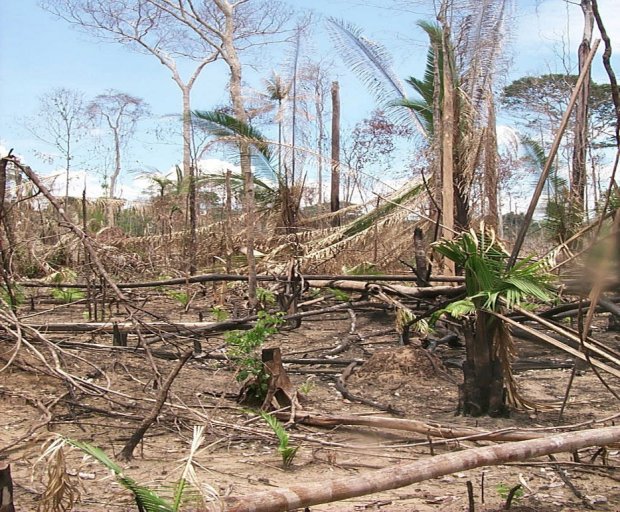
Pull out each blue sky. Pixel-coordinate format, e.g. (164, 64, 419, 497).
(0, 0, 618, 200)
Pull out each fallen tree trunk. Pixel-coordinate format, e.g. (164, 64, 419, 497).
(283, 412, 543, 442)
(18, 274, 465, 290)
(307, 280, 464, 298)
(223, 425, 620, 512)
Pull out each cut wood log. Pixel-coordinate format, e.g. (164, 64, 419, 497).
(282, 412, 544, 442)
(223, 425, 620, 512)
(307, 280, 464, 298)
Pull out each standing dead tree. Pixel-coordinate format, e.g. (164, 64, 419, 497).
(87, 90, 149, 225)
(43, 0, 219, 273)
(24, 87, 86, 210)
(330, 81, 341, 224)
(144, 0, 293, 302)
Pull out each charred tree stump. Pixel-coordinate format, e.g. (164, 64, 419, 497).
(260, 347, 298, 411)
(413, 227, 430, 287)
(112, 322, 128, 347)
(460, 314, 508, 417)
(0, 463, 15, 512)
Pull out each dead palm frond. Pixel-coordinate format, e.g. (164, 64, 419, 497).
(36, 437, 81, 512)
(326, 17, 428, 140)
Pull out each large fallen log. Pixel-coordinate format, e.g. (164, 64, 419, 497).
(223, 425, 620, 512)
(18, 274, 465, 289)
(283, 412, 544, 442)
(307, 279, 464, 298)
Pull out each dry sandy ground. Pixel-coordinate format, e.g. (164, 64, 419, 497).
(1, 292, 619, 511)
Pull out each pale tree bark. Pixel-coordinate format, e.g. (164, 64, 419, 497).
(214, 0, 257, 307)
(87, 90, 148, 226)
(43, 0, 217, 272)
(144, 0, 292, 302)
(316, 73, 326, 207)
(330, 81, 341, 226)
(224, 425, 620, 512)
(572, 0, 594, 213)
(439, 19, 455, 276)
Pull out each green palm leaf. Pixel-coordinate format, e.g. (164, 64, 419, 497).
(193, 110, 278, 182)
(66, 439, 174, 512)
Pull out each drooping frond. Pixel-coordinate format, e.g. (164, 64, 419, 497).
(455, 0, 511, 114)
(326, 17, 427, 140)
(201, 172, 277, 211)
(193, 110, 278, 182)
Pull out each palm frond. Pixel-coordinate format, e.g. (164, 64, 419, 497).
(326, 18, 427, 139)
(343, 183, 424, 237)
(66, 439, 174, 512)
(193, 110, 278, 182)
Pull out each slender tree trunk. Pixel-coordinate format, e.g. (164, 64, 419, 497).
(572, 0, 593, 215)
(182, 87, 198, 275)
(316, 85, 325, 207)
(65, 128, 71, 212)
(484, 96, 499, 230)
(218, 1, 257, 307)
(440, 22, 455, 276)
(110, 128, 121, 200)
(106, 127, 122, 227)
(330, 81, 341, 226)
(225, 169, 233, 274)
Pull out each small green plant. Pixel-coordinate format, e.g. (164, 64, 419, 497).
(328, 287, 350, 302)
(298, 376, 315, 395)
(496, 482, 524, 508)
(256, 287, 276, 307)
(0, 285, 24, 308)
(210, 305, 229, 321)
(166, 290, 192, 308)
(226, 311, 284, 401)
(51, 287, 85, 304)
(259, 411, 298, 468)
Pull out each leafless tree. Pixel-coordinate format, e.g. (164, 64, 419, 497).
(143, 0, 294, 300)
(42, 0, 217, 182)
(25, 87, 86, 209)
(572, 0, 594, 214)
(330, 81, 341, 225)
(87, 90, 149, 202)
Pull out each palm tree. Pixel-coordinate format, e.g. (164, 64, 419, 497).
(264, 72, 290, 184)
(434, 226, 553, 416)
(192, 110, 286, 220)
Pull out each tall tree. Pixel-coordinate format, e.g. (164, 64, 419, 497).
(43, 0, 218, 181)
(26, 87, 86, 209)
(146, 0, 292, 294)
(330, 81, 341, 225)
(572, 0, 594, 213)
(87, 91, 149, 201)
(43, 0, 218, 273)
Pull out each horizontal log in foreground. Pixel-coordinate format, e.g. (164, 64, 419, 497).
(17, 273, 465, 289)
(223, 425, 620, 512)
